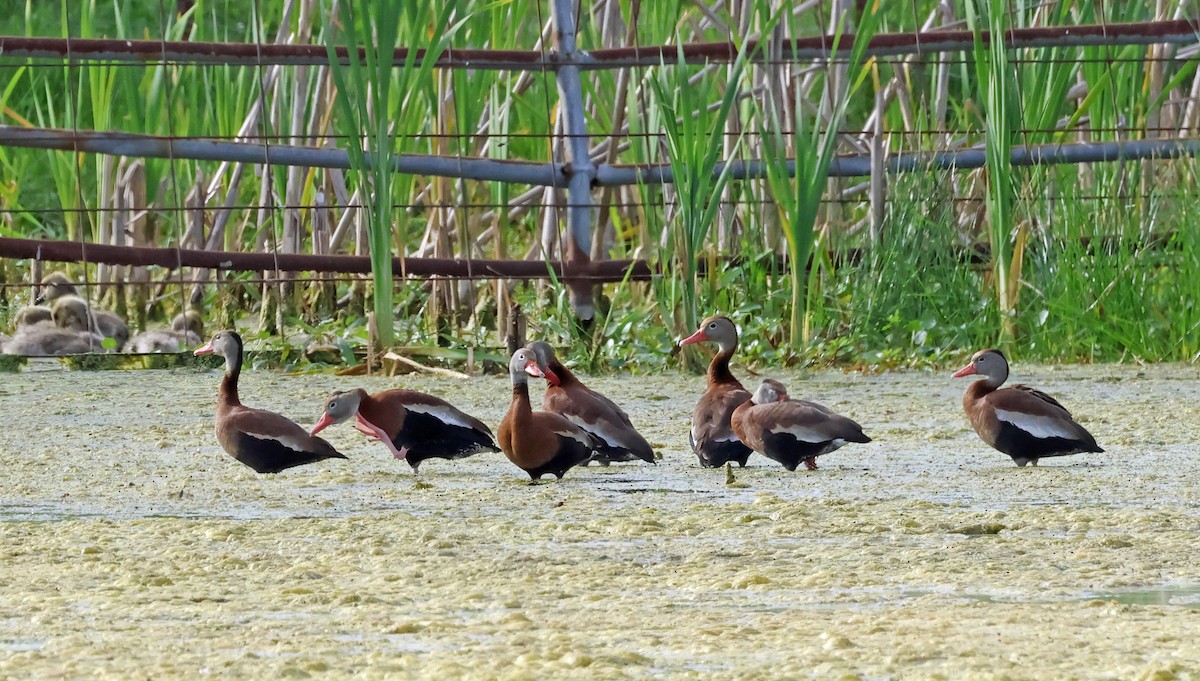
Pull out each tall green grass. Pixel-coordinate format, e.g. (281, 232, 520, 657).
(0, 1, 1196, 368)
(323, 0, 465, 348)
(758, 0, 880, 351)
(648, 42, 750, 365)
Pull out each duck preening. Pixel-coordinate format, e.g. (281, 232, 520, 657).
(732, 379, 871, 471)
(525, 340, 655, 466)
(953, 349, 1103, 467)
(311, 387, 498, 473)
(498, 347, 597, 480)
(679, 315, 753, 468)
(194, 330, 346, 474)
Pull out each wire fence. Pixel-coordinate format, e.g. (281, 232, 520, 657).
(1, 1, 1199, 351)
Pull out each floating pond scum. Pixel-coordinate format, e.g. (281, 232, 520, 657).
(1, 363, 1199, 677)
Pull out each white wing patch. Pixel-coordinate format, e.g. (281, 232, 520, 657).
(994, 409, 1077, 440)
(770, 424, 835, 443)
(552, 427, 593, 447)
(565, 413, 624, 448)
(405, 403, 476, 430)
(243, 430, 310, 452)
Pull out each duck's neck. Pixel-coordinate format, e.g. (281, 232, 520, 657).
(707, 343, 742, 388)
(508, 377, 533, 422)
(963, 378, 998, 407)
(358, 393, 397, 438)
(218, 345, 243, 409)
(549, 359, 577, 387)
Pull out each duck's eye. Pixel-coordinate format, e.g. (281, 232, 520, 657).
(328, 401, 338, 410)
(708, 322, 717, 329)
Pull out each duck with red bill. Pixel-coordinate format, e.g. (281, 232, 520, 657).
(522, 340, 655, 466)
(679, 315, 753, 468)
(194, 330, 346, 474)
(953, 348, 1103, 467)
(311, 387, 497, 473)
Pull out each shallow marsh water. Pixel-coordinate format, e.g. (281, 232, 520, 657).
(1, 362, 1199, 679)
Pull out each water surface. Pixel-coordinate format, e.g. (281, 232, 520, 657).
(1, 363, 1198, 678)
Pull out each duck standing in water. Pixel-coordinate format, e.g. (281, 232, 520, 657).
(195, 330, 346, 473)
(678, 315, 753, 468)
(525, 340, 655, 466)
(732, 379, 871, 471)
(498, 348, 596, 480)
(311, 387, 498, 473)
(953, 349, 1103, 467)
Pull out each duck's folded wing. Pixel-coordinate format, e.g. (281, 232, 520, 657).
(228, 407, 345, 458)
(986, 388, 1091, 442)
(1010, 384, 1072, 415)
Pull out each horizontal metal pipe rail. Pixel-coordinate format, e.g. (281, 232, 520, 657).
(0, 127, 566, 186)
(0, 20, 1195, 69)
(0, 236, 654, 281)
(5, 125, 1200, 186)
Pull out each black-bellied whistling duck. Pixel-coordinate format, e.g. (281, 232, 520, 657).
(953, 349, 1103, 467)
(36, 272, 129, 347)
(127, 311, 204, 353)
(498, 347, 596, 480)
(311, 387, 498, 473)
(732, 379, 871, 471)
(525, 340, 655, 466)
(194, 330, 346, 474)
(678, 315, 753, 468)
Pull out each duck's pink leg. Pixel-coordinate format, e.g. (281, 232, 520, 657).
(353, 414, 407, 460)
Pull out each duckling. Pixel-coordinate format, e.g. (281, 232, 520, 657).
(126, 310, 204, 353)
(13, 305, 52, 329)
(3, 300, 97, 355)
(33, 272, 77, 306)
(3, 326, 100, 355)
(36, 272, 129, 347)
(49, 296, 110, 352)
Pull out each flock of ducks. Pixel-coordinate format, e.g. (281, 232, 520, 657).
(190, 315, 1105, 481)
(1, 273, 203, 355)
(2, 274, 1104, 476)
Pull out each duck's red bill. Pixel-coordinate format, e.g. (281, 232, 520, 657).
(310, 412, 335, 436)
(679, 329, 707, 346)
(193, 341, 215, 356)
(524, 360, 544, 378)
(952, 364, 977, 378)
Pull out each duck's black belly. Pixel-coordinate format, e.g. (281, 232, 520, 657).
(760, 432, 845, 471)
(991, 422, 1099, 466)
(523, 434, 593, 480)
(691, 434, 752, 468)
(393, 411, 498, 470)
(231, 433, 344, 474)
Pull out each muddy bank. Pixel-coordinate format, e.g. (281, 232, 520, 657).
(1, 362, 1199, 678)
